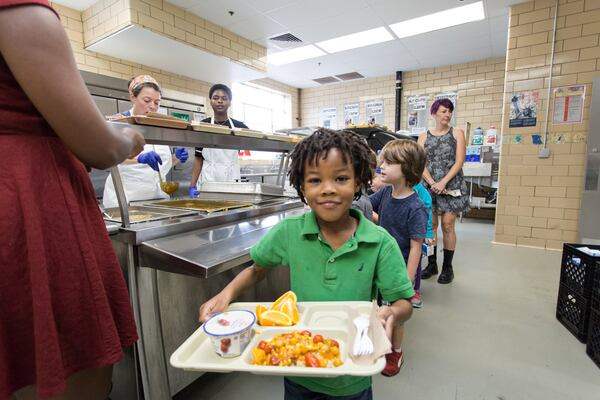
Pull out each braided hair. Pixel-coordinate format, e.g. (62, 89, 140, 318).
(288, 128, 375, 204)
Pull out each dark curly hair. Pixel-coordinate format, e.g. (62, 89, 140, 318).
(288, 128, 375, 204)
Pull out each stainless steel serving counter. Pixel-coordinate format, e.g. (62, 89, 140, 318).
(104, 122, 302, 400)
(109, 202, 303, 399)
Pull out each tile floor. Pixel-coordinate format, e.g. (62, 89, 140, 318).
(175, 220, 600, 400)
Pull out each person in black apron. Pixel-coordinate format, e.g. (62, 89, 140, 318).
(189, 84, 248, 197)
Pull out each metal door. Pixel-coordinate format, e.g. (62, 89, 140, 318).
(579, 77, 600, 244)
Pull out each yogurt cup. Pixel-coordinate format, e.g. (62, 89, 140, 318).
(203, 310, 256, 358)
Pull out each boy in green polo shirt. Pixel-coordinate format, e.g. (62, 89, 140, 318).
(199, 129, 414, 399)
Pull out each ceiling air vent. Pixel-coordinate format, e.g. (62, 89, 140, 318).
(335, 72, 364, 81)
(268, 32, 303, 50)
(313, 76, 341, 85)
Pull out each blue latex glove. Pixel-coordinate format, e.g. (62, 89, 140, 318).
(188, 185, 200, 198)
(175, 147, 189, 163)
(137, 151, 163, 171)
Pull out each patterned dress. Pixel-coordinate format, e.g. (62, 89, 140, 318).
(423, 128, 470, 213)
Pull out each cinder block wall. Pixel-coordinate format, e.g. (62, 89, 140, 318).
(494, 0, 597, 250)
(299, 57, 505, 133)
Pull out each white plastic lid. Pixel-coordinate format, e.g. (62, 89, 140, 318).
(203, 310, 255, 336)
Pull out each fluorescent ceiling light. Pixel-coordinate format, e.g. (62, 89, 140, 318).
(389, 1, 485, 39)
(316, 27, 394, 53)
(267, 45, 326, 65)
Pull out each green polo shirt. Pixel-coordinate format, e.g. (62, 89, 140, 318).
(250, 208, 414, 397)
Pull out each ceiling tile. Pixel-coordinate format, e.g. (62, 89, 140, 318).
(228, 14, 288, 43)
(187, 0, 258, 26)
(54, 0, 519, 89)
(489, 15, 509, 33)
(290, 6, 383, 43)
(265, 0, 368, 29)
(367, 0, 475, 25)
(400, 21, 491, 52)
(245, 0, 297, 13)
(416, 46, 493, 68)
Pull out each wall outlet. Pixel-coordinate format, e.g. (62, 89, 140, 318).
(538, 147, 551, 158)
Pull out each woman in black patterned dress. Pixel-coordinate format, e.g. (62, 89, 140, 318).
(417, 98, 468, 284)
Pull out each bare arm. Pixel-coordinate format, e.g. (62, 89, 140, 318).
(191, 156, 203, 186)
(405, 239, 423, 281)
(198, 264, 268, 322)
(0, 6, 143, 169)
(417, 132, 435, 186)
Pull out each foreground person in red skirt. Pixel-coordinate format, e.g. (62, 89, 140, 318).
(0, 2, 145, 399)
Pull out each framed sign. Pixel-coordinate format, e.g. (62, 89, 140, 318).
(553, 85, 585, 124)
(344, 103, 360, 126)
(320, 107, 337, 129)
(509, 91, 539, 128)
(407, 95, 428, 133)
(366, 100, 384, 125)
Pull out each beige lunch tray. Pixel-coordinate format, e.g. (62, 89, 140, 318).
(263, 133, 293, 142)
(121, 115, 189, 129)
(170, 301, 386, 377)
(233, 128, 267, 139)
(190, 122, 234, 135)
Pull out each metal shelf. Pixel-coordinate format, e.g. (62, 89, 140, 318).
(111, 122, 295, 152)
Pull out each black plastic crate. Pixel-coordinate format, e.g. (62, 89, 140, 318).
(592, 264, 600, 312)
(586, 310, 600, 369)
(556, 283, 591, 343)
(559, 244, 600, 298)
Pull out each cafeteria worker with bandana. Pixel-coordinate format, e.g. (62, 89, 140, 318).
(103, 75, 189, 208)
(188, 84, 248, 197)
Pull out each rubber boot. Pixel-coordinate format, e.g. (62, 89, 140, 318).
(437, 249, 454, 284)
(421, 246, 438, 279)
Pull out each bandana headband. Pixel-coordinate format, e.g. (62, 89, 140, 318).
(128, 75, 160, 96)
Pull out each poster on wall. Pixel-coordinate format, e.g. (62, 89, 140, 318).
(509, 91, 539, 128)
(344, 103, 360, 126)
(366, 100, 384, 125)
(434, 92, 458, 126)
(320, 107, 337, 129)
(552, 85, 585, 124)
(407, 95, 428, 134)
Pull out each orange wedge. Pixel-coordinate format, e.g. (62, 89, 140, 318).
(271, 291, 297, 311)
(279, 299, 300, 324)
(259, 310, 293, 326)
(255, 304, 267, 320)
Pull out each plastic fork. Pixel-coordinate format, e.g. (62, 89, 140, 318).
(352, 316, 374, 356)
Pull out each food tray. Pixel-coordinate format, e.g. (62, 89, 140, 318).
(233, 128, 267, 139)
(200, 182, 284, 197)
(170, 301, 386, 377)
(151, 199, 253, 213)
(120, 116, 189, 129)
(289, 135, 304, 144)
(264, 133, 293, 142)
(102, 206, 195, 223)
(191, 122, 234, 135)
